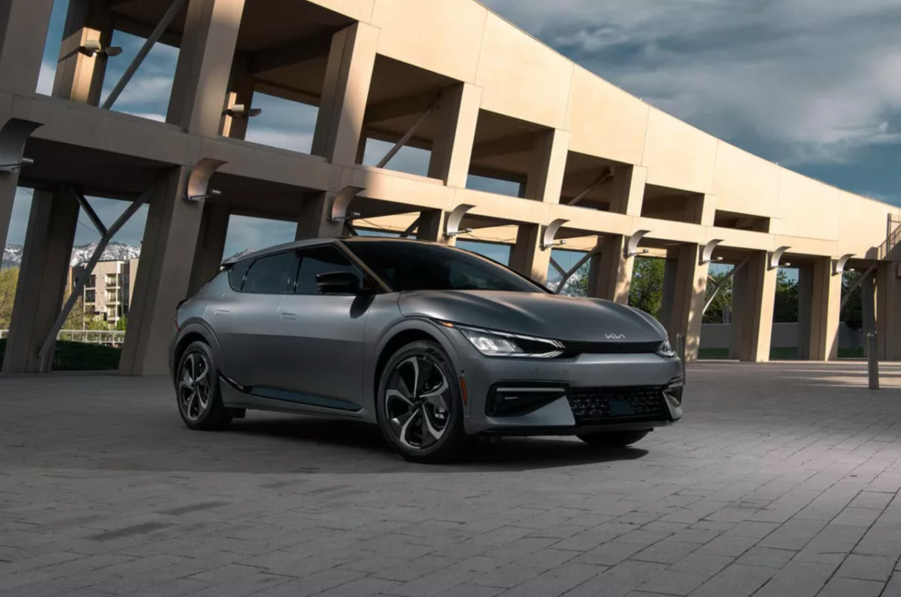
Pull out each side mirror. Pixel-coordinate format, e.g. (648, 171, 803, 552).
(316, 271, 368, 295)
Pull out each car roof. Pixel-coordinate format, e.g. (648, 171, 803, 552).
(221, 237, 438, 265)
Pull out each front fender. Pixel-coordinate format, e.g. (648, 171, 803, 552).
(364, 317, 468, 417)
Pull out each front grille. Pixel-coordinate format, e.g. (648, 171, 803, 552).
(562, 341, 660, 355)
(567, 386, 669, 423)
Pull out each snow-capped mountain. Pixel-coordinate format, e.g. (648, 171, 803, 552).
(2, 242, 142, 269)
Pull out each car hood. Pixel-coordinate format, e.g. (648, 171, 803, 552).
(398, 291, 666, 343)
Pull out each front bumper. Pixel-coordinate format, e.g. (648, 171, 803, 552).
(453, 336, 683, 435)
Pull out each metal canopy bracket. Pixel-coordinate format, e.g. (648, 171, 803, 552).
(624, 230, 651, 258)
(699, 239, 725, 265)
(541, 219, 569, 251)
(554, 240, 604, 294)
(703, 257, 749, 314)
(568, 168, 614, 207)
(400, 216, 421, 239)
(768, 246, 791, 270)
(445, 204, 474, 239)
(329, 186, 366, 222)
(376, 99, 438, 169)
(833, 254, 855, 277)
(185, 158, 227, 202)
(0, 118, 42, 174)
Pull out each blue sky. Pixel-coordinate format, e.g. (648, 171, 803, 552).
(8, 0, 900, 271)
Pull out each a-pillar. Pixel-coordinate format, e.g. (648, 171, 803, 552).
(876, 261, 901, 361)
(658, 244, 709, 361)
(510, 224, 551, 284)
(53, 0, 113, 105)
(219, 52, 254, 140)
(188, 201, 229, 295)
(311, 23, 379, 165)
(0, 0, 54, 95)
(2, 188, 79, 373)
(428, 83, 482, 187)
(120, 168, 205, 375)
(731, 251, 777, 362)
(587, 235, 633, 304)
(167, 0, 246, 136)
(798, 258, 841, 361)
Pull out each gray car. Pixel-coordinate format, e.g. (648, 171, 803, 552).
(170, 238, 684, 463)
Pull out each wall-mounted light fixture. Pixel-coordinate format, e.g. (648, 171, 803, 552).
(79, 40, 123, 57)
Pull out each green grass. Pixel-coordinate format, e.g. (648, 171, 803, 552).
(0, 339, 121, 371)
(699, 346, 868, 361)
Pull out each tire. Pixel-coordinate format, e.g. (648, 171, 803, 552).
(175, 341, 232, 431)
(376, 341, 466, 464)
(577, 430, 650, 448)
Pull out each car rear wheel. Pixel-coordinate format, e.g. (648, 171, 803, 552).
(176, 341, 232, 431)
(577, 430, 649, 448)
(377, 341, 465, 464)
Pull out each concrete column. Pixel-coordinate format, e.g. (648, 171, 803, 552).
(797, 265, 813, 360)
(587, 235, 633, 304)
(415, 209, 445, 243)
(509, 224, 551, 284)
(188, 201, 229, 295)
(732, 251, 777, 362)
(53, 0, 113, 104)
(607, 165, 647, 216)
(2, 188, 79, 373)
(428, 83, 482, 187)
(167, 0, 246, 136)
(876, 262, 901, 361)
(120, 168, 204, 376)
(311, 23, 379, 165)
(295, 192, 343, 241)
(523, 129, 569, 204)
(219, 52, 254, 140)
(807, 257, 841, 361)
(0, 0, 54, 95)
(659, 244, 708, 361)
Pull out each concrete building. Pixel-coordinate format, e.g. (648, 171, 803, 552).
(0, 0, 899, 375)
(68, 258, 139, 326)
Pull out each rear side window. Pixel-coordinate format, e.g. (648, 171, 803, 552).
(242, 252, 297, 294)
(228, 260, 252, 291)
(295, 245, 360, 295)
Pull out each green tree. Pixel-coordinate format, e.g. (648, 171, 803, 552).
(773, 270, 798, 323)
(704, 270, 733, 324)
(629, 257, 665, 318)
(0, 267, 19, 329)
(841, 271, 863, 330)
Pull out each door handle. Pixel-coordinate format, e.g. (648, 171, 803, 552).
(215, 309, 229, 317)
(280, 312, 297, 320)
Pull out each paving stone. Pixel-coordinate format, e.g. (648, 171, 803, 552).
(735, 547, 795, 568)
(835, 554, 896, 581)
(749, 560, 838, 597)
(631, 541, 700, 565)
(685, 563, 777, 597)
(816, 577, 884, 597)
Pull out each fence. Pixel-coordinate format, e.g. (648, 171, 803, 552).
(0, 330, 125, 347)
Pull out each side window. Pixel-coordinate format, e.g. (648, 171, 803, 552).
(295, 245, 361, 295)
(227, 260, 252, 291)
(242, 252, 298, 294)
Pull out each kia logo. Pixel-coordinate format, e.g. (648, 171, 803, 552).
(605, 333, 626, 340)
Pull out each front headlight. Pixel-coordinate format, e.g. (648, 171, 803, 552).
(657, 338, 677, 358)
(454, 324, 564, 358)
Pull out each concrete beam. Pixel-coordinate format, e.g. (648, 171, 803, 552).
(247, 33, 333, 76)
(428, 83, 481, 187)
(587, 235, 633, 305)
(509, 224, 551, 284)
(524, 129, 569, 204)
(807, 256, 841, 361)
(731, 251, 777, 362)
(364, 91, 438, 125)
(189, 201, 229, 294)
(876, 262, 901, 361)
(53, 0, 114, 105)
(471, 133, 535, 161)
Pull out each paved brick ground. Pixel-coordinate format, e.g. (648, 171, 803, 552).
(1, 362, 901, 596)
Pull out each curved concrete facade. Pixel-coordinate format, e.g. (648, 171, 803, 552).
(0, 0, 899, 375)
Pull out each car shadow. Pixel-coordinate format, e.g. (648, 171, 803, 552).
(228, 415, 649, 473)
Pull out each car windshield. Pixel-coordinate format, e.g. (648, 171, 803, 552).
(344, 240, 545, 293)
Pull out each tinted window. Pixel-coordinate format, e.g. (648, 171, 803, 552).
(242, 252, 297, 294)
(295, 245, 361, 295)
(228, 259, 252, 291)
(345, 241, 543, 293)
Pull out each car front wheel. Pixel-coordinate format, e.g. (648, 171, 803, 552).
(377, 341, 465, 464)
(176, 341, 232, 431)
(577, 430, 649, 448)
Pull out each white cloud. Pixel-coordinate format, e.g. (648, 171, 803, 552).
(483, 0, 901, 165)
